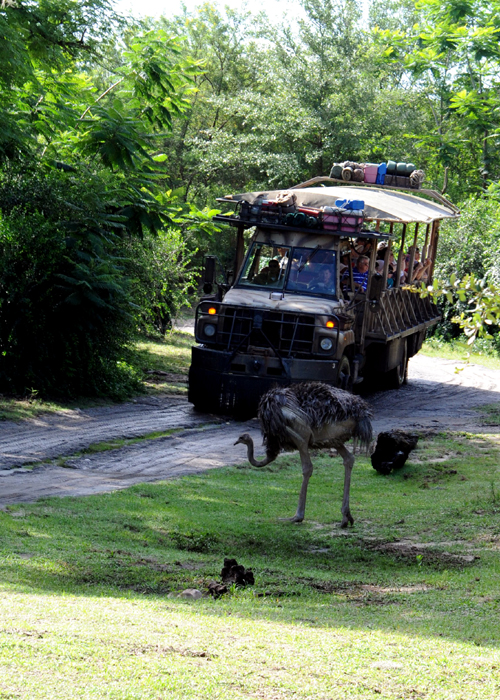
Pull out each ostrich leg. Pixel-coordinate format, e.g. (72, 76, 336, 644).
(282, 426, 313, 523)
(336, 444, 355, 528)
(290, 444, 315, 522)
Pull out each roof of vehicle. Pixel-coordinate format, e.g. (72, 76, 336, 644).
(220, 183, 459, 224)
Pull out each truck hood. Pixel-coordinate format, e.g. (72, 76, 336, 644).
(222, 288, 345, 315)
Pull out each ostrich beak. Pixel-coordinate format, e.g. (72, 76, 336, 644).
(234, 438, 241, 446)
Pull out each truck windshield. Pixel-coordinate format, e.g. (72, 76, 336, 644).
(286, 247, 337, 297)
(238, 243, 290, 289)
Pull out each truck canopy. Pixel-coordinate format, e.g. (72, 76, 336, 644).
(220, 184, 459, 225)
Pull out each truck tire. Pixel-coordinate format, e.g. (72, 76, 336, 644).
(386, 339, 408, 390)
(190, 391, 213, 414)
(188, 375, 216, 414)
(337, 355, 352, 391)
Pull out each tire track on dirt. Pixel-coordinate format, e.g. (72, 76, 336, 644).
(0, 395, 216, 469)
(0, 422, 258, 507)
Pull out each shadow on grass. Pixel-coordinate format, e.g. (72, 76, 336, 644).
(2, 433, 500, 647)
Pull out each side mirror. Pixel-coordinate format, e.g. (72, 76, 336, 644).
(203, 255, 217, 294)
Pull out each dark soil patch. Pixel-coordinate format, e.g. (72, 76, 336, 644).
(364, 539, 479, 568)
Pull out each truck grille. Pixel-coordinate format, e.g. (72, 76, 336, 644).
(218, 306, 315, 356)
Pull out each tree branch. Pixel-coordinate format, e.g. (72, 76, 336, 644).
(79, 77, 126, 120)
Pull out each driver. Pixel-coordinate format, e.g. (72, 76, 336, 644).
(308, 265, 336, 293)
(253, 259, 281, 285)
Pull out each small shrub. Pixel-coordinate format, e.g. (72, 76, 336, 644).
(170, 529, 219, 553)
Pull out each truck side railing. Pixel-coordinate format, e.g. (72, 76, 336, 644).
(365, 287, 440, 341)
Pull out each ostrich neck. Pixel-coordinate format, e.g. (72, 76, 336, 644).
(246, 439, 273, 467)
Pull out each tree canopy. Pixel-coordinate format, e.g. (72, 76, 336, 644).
(2, 0, 500, 397)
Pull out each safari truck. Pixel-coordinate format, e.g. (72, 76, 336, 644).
(188, 178, 459, 417)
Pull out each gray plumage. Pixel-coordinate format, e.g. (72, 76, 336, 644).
(259, 382, 372, 455)
(235, 382, 373, 527)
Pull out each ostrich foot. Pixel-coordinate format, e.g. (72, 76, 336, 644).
(340, 514, 354, 528)
(279, 515, 304, 523)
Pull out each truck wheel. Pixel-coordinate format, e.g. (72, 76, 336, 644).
(189, 382, 215, 414)
(386, 340, 408, 390)
(190, 394, 212, 413)
(337, 355, 352, 392)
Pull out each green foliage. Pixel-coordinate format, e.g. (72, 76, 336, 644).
(0, 4, 212, 398)
(0, 169, 138, 397)
(0, 0, 119, 160)
(437, 195, 500, 281)
(421, 272, 500, 344)
(3, 0, 500, 398)
(125, 227, 198, 335)
(419, 192, 500, 341)
(372, 0, 500, 194)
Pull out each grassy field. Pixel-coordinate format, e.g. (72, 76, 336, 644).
(2, 431, 500, 698)
(422, 337, 500, 371)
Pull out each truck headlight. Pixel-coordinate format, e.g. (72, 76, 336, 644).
(320, 337, 333, 351)
(203, 323, 216, 338)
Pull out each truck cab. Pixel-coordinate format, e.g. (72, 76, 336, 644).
(188, 181, 459, 417)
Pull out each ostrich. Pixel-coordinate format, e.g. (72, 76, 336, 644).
(234, 382, 373, 527)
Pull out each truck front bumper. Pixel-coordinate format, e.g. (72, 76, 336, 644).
(188, 345, 340, 417)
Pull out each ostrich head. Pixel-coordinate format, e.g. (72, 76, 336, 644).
(234, 433, 253, 447)
(234, 432, 276, 468)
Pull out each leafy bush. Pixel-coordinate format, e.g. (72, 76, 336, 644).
(431, 195, 500, 339)
(0, 169, 139, 398)
(125, 227, 199, 335)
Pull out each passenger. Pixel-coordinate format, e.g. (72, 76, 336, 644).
(275, 247, 289, 269)
(352, 238, 371, 258)
(352, 255, 370, 292)
(385, 250, 406, 286)
(404, 246, 432, 284)
(342, 255, 369, 292)
(412, 256, 432, 283)
(377, 242, 388, 258)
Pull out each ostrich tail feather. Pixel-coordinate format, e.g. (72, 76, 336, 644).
(258, 386, 301, 454)
(355, 416, 373, 453)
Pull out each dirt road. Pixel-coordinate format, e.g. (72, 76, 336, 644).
(1, 354, 499, 508)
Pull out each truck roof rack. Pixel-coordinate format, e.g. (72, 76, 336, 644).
(217, 181, 459, 225)
(212, 214, 391, 240)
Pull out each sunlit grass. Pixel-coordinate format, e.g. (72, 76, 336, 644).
(0, 393, 119, 422)
(1, 432, 500, 698)
(134, 331, 193, 375)
(422, 337, 500, 370)
(133, 331, 194, 395)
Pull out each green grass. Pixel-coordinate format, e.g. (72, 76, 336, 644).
(422, 337, 500, 370)
(0, 392, 130, 422)
(133, 331, 193, 395)
(476, 404, 500, 426)
(2, 432, 500, 698)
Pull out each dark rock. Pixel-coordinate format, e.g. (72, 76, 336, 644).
(371, 430, 419, 475)
(207, 581, 228, 598)
(221, 557, 255, 586)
